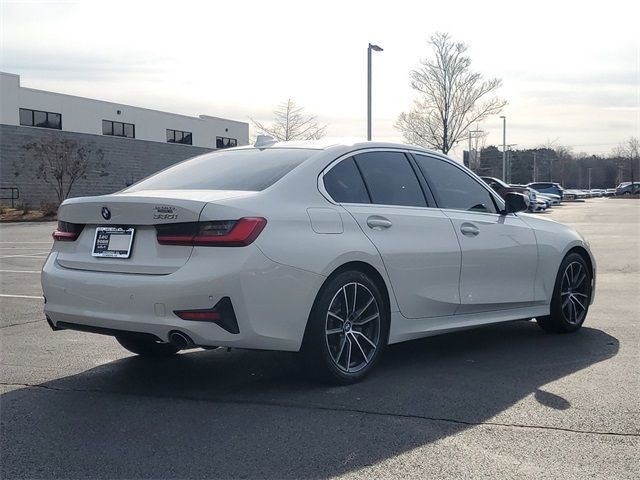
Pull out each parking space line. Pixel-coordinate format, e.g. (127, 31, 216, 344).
(0, 294, 44, 299)
(0, 247, 52, 250)
(0, 254, 49, 259)
(0, 242, 52, 244)
(0, 270, 41, 273)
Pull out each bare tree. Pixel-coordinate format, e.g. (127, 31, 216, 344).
(250, 98, 327, 141)
(22, 135, 107, 204)
(396, 33, 507, 153)
(612, 137, 639, 187)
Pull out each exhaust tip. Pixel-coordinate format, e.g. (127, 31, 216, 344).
(169, 331, 194, 350)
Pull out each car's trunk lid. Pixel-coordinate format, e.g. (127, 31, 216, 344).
(54, 190, 256, 274)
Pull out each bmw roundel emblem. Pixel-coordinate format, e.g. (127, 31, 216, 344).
(101, 207, 111, 220)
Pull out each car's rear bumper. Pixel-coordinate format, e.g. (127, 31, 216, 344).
(42, 245, 325, 351)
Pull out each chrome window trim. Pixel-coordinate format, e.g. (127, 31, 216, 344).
(318, 147, 435, 210)
(318, 147, 506, 214)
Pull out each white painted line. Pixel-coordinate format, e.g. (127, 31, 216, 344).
(0, 270, 41, 274)
(0, 242, 52, 244)
(0, 294, 44, 299)
(0, 247, 52, 250)
(0, 254, 49, 259)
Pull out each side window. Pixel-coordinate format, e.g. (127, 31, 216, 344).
(323, 157, 370, 204)
(414, 154, 498, 213)
(354, 152, 427, 207)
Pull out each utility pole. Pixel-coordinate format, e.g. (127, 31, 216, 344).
(504, 144, 517, 184)
(467, 129, 483, 172)
(533, 152, 537, 183)
(588, 167, 592, 190)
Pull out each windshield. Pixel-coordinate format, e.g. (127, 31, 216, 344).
(124, 148, 317, 192)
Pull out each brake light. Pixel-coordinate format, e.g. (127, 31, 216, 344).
(156, 217, 267, 247)
(52, 221, 84, 241)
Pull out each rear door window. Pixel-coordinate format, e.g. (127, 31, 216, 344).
(354, 152, 427, 207)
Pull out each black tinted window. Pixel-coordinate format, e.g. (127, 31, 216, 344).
(354, 152, 427, 207)
(415, 154, 497, 213)
(34, 111, 47, 127)
(124, 148, 316, 192)
(19, 108, 33, 126)
(324, 157, 370, 204)
(48, 113, 61, 129)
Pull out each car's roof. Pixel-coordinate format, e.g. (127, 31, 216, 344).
(236, 138, 447, 157)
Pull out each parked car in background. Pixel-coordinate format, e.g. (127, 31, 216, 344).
(605, 188, 616, 196)
(512, 184, 552, 210)
(615, 182, 640, 195)
(564, 189, 588, 200)
(589, 189, 605, 197)
(535, 191, 561, 206)
(481, 177, 536, 210)
(528, 182, 564, 199)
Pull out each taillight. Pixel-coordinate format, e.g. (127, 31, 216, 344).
(156, 217, 267, 247)
(52, 221, 84, 241)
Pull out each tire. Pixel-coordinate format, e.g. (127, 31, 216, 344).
(116, 334, 180, 357)
(302, 270, 389, 384)
(537, 252, 592, 333)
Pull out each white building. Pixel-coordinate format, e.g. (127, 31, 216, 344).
(0, 71, 249, 149)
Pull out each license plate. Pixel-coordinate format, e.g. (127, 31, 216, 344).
(92, 227, 135, 258)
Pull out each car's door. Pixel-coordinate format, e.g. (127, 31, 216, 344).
(413, 153, 538, 315)
(321, 150, 461, 318)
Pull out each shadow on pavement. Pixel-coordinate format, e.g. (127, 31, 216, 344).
(1, 321, 619, 479)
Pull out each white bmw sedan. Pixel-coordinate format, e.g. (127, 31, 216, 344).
(42, 139, 596, 383)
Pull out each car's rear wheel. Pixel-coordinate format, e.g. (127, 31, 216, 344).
(303, 270, 388, 384)
(116, 334, 180, 357)
(537, 252, 592, 333)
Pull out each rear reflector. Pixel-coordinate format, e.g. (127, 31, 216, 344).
(157, 217, 266, 247)
(174, 297, 239, 334)
(52, 221, 84, 241)
(175, 311, 221, 322)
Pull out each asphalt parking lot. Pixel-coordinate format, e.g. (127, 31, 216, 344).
(1, 198, 638, 479)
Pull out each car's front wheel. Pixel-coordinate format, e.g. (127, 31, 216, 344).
(303, 270, 388, 384)
(116, 334, 180, 357)
(537, 252, 592, 333)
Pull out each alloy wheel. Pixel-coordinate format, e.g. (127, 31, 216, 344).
(325, 282, 381, 373)
(560, 261, 590, 324)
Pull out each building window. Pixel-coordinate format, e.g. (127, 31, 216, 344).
(103, 120, 135, 138)
(167, 129, 193, 145)
(216, 136, 237, 149)
(19, 108, 62, 130)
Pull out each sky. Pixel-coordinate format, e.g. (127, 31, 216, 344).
(1, 0, 638, 160)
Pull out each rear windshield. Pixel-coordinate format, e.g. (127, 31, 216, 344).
(123, 148, 316, 192)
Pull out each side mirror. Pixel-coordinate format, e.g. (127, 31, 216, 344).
(503, 192, 529, 214)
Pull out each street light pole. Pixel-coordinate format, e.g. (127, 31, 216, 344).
(500, 116, 506, 181)
(533, 152, 537, 183)
(588, 167, 592, 190)
(367, 43, 383, 141)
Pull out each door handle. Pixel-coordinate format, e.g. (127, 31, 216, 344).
(460, 223, 480, 237)
(366, 216, 392, 230)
